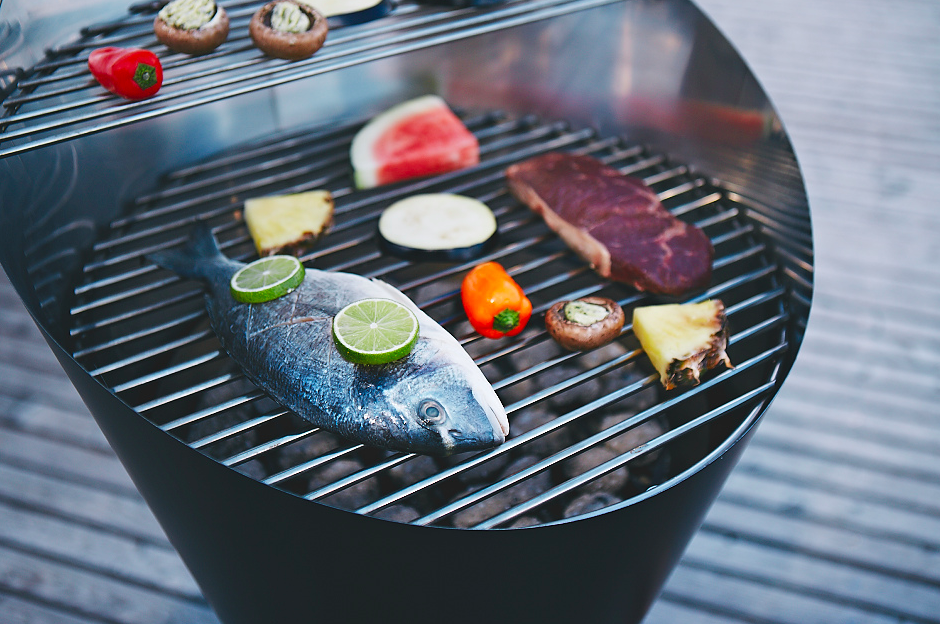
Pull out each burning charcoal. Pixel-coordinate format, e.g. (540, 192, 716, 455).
(577, 341, 629, 370)
(508, 337, 567, 371)
(497, 339, 567, 405)
(309, 458, 380, 510)
(563, 491, 623, 519)
(387, 454, 439, 487)
(561, 446, 629, 495)
(538, 364, 606, 413)
(451, 455, 552, 529)
(372, 505, 422, 523)
(442, 450, 510, 484)
(509, 406, 573, 456)
(273, 430, 345, 472)
(601, 415, 665, 465)
(577, 343, 660, 406)
(188, 378, 261, 460)
(508, 515, 542, 528)
(233, 459, 267, 480)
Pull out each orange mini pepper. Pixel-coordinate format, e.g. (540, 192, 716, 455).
(461, 261, 532, 339)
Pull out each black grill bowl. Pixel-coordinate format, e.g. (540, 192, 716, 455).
(0, 0, 812, 622)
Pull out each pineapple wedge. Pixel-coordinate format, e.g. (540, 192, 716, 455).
(633, 299, 732, 390)
(244, 190, 334, 256)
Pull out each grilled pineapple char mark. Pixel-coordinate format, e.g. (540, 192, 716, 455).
(632, 300, 732, 390)
(244, 190, 334, 256)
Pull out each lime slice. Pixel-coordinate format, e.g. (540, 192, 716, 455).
(332, 298, 420, 365)
(230, 255, 305, 303)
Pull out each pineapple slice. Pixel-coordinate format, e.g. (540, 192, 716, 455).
(244, 189, 334, 256)
(633, 299, 732, 390)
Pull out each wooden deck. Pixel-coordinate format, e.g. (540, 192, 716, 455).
(2, 0, 939, 622)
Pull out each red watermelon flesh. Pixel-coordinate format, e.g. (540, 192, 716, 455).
(351, 95, 480, 189)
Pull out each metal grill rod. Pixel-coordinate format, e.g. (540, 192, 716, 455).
(476, 380, 778, 529)
(96, 119, 584, 254)
(99, 259, 781, 478)
(353, 340, 784, 520)
(73, 203, 757, 403)
(0, 0, 619, 157)
(80, 216, 758, 405)
(336, 298, 788, 513)
(72, 152, 694, 325)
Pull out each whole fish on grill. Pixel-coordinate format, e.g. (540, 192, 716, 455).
(149, 224, 508, 456)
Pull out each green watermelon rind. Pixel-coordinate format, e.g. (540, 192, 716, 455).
(350, 95, 470, 190)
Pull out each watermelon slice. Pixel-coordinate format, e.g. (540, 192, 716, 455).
(350, 95, 480, 189)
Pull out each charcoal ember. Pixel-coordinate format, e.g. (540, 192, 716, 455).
(372, 505, 421, 523)
(188, 378, 261, 459)
(561, 446, 629, 495)
(498, 339, 567, 405)
(441, 450, 510, 484)
(309, 458, 380, 510)
(508, 515, 542, 528)
(577, 341, 630, 370)
(233, 459, 267, 480)
(451, 455, 552, 529)
(601, 415, 665, 465)
(563, 491, 623, 519)
(509, 406, 573, 456)
(273, 430, 345, 472)
(508, 336, 567, 371)
(537, 364, 606, 413)
(387, 454, 439, 487)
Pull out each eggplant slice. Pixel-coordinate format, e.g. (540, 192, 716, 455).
(378, 193, 498, 262)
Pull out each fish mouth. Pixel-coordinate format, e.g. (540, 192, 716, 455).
(441, 424, 505, 455)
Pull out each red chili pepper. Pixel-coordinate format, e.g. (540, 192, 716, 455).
(88, 47, 163, 100)
(461, 261, 533, 340)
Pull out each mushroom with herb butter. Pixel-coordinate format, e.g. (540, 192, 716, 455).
(154, 0, 229, 55)
(544, 296, 625, 351)
(249, 1, 329, 60)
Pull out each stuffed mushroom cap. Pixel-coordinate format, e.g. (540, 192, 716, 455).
(545, 296, 625, 351)
(154, 0, 229, 55)
(249, 1, 329, 60)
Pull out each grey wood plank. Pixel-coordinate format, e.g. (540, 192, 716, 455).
(771, 360, 938, 421)
(0, 332, 65, 373)
(739, 444, 940, 517)
(0, 594, 98, 624)
(0, 546, 218, 624)
(0, 503, 201, 599)
(0, 428, 138, 495)
(644, 597, 754, 624)
(0, 463, 167, 545)
(777, 373, 938, 426)
(0, 400, 112, 454)
(682, 531, 940, 622)
(752, 416, 940, 483)
(0, 360, 89, 414)
(720, 469, 940, 548)
(657, 564, 901, 624)
(768, 396, 940, 455)
(700, 499, 940, 586)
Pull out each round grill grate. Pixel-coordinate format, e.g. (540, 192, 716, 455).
(68, 108, 789, 528)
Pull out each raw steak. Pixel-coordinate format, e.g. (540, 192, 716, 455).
(505, 152, 713, 295)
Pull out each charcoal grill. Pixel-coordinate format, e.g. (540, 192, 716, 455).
(0, 0, 813, 622)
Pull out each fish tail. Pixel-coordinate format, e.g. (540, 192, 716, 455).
(148, 222, 236, 282)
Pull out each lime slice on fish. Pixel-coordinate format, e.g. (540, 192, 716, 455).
(230, 256, 305, 303)
(333, 298, 419, 365)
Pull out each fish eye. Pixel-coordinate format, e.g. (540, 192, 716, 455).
(418, 399, 447, 425)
